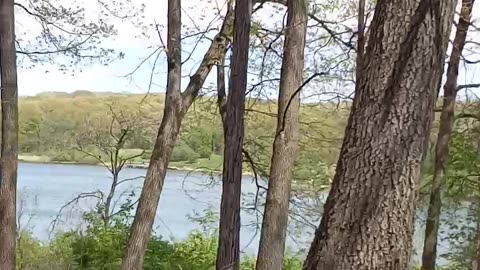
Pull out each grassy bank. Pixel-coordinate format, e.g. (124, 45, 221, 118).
(18, 153, 225, 174)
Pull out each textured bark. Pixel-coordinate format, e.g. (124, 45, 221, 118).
(217, 34, 228, 129)
(476, 205, 480, 270)
(121, 1, 182, 267)
(121, 2, 234, 269)
(421, 1, 475, 269)
(355, 0, 365, 82)
(0, 0, 19, 269)
(255, 0, 307, 269)
(303, 0, 455, 269)
(103, 171, 119, 227)
(215, 1, 252, 269)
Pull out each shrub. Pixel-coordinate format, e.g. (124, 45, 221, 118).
(16, 205, 305, 270)
(171, 141, 200, 162)
(183, 126, 214, 159)
(16, 231, 74, 270)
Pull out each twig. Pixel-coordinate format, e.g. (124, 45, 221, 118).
(458, 83, 480, 91)
(48, 190, 103, 236)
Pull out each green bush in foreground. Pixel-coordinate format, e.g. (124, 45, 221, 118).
(16, 206, 302, 270)
(16, 205, 462, 270)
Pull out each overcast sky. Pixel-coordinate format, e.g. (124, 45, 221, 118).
(15, 0, 221, 96)
(14, 0, 480, 97)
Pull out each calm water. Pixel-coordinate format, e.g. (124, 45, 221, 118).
(17, 162, 456, 264)
(17, 162, 286, 254)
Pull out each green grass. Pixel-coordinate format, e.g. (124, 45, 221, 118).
(18, 152, 225, 173)
(18, 155, 51, 163)
(170, 154, 223, 172)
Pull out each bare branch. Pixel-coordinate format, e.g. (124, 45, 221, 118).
(48, 190, 103, 236)
(456, 112, 480, 121)
(116, 176, 145, 188)
(458, 83, 480, 91)
(122, 47, 162, 78)
(181, 5, 235, 108)
(277, 71, 329, 138)
(74, 146, 112, 172)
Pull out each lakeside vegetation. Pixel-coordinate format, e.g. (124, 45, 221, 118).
(18, 91, 348, 177)
(1, 0, 478, 266)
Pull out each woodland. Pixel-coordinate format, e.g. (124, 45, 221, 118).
(1, 0, 480, 269)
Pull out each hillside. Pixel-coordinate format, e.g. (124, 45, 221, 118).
(18, 91, 349, 184)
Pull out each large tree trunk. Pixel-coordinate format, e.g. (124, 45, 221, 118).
(421, 1, 476, 269)
(0, 0, 19, 269)
(215, 0, 252, 269)
(303, 0, 455, 269)
(255, 0, 307, 269)
(121, 1, 234, 269)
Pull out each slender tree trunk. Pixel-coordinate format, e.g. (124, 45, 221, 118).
(103, 171, 119, 227)
(475, 200, 480, 270)
(355, 0, 365, 82)
(255, 0, 307, 269)
(0, 0, 19, 269)
(303, 0, 455, 269)
(121, 0, 182, 268)
(215, 1, 252, 269)
(421, 1, 475, 269)
(121, 3, 234, 269)
(217, 48, 227, 127)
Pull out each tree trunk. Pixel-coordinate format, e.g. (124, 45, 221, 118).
(355, 0, 365, 82)
(476, 200, 480, 270)
(215, 1, 252, 269)
(421, 1, 475, 269)
(121, 0, 182, 268)
(303, 0, 455, 269)
(103, 171, 119, 227)
(121, 3, 234, 269)
(255, 0, 307, 269)
(0, 0, 19, 269)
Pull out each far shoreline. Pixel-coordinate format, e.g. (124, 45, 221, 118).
(18, 155, 255, 177)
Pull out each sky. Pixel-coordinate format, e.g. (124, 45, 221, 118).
(13, 0, 480, 98)
(15, 0, 223, 96)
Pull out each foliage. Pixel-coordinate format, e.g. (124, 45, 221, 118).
(15, 203, 304, 270)
(15, 0, 145, 71)
(183, 126, 218, 158)
(414, 115, 480, 270)
(16, 232, 72, 270)
(18, 92, 346, 183)
(171, 140, 201, 163)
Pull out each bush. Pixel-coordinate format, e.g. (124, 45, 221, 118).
(171, 141, 200, 163)
(16, 231, 74, 270)
(16, 205, 305, 270)
(17, 228, 303, 270)
(183, 126, 214, 159)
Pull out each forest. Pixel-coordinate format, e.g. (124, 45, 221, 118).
(1, 0, 480, 269)
(17, 91, 347, 174)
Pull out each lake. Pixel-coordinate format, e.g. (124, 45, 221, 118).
(17, 162, 278, 254)
(17, 162, 456, 265)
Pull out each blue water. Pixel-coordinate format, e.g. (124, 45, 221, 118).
(17, 162, 458, 264)
(16, 162, 276, 254)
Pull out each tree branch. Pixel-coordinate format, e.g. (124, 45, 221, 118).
(457, 83, 480, 91)
(181, 4, 235, 108)
(48, 190, 103, 236)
